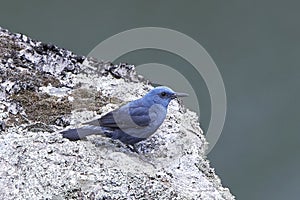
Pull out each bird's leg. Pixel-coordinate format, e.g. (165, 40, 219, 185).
(127, 144, 139, 153)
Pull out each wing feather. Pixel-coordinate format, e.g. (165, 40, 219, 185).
(84, 100, 151, 128)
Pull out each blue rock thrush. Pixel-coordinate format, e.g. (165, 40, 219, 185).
(61, 86, 188, 145)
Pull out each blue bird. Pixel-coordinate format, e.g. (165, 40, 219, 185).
(61, 86, 188, 145)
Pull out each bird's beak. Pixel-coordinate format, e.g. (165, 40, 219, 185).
(172, 92, 189, 99)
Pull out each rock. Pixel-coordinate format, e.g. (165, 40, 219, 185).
(0, 26, 235, 199)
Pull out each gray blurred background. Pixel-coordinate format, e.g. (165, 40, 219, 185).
(1, 1, 299, 199)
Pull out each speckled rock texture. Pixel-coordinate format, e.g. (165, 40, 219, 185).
(0, 27, 235, 200)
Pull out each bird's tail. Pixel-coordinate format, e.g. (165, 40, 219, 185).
(60, 125, 106, 141)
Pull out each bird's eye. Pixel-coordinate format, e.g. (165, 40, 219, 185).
(160, 92, 167, 97)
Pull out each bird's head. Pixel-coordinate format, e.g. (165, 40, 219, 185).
(144, 86, 188, 108)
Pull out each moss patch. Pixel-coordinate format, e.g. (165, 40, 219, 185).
(71, 88, 111, 114)
(11, 90, 72, 125)
(0, 35, 23, 59)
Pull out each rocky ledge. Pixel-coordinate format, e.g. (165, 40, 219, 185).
(0, 27, 235, 199)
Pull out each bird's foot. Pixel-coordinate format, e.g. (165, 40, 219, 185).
(126, 144, 139, 153)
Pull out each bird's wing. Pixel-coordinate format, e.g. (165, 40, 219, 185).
(85, 112, 118, 128)
(84, 100, 151, 129)
(128, 104, 151, 127)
